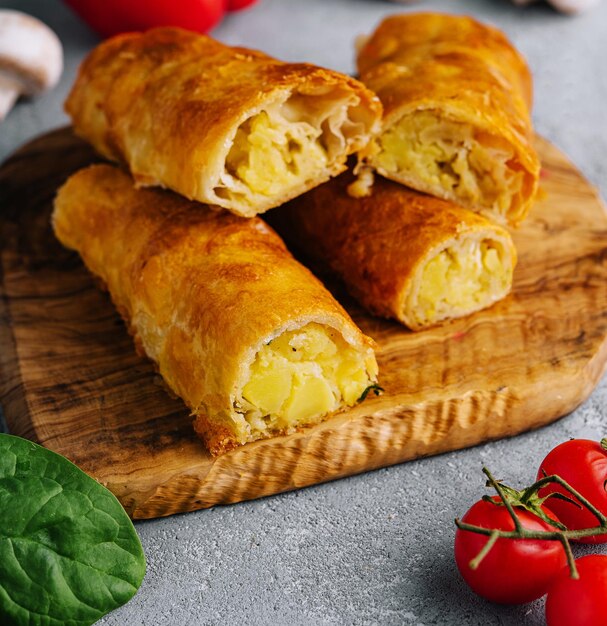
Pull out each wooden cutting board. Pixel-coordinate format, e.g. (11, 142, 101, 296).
(1, 128, 607, 519)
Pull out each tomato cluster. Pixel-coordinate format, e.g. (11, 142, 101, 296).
(62, 0, 259, 39)
(454, 438, 607, 626)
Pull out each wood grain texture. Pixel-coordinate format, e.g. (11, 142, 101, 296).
(1, 127, 607, 519)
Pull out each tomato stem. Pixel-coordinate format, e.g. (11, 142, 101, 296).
(483, 468, 524, 533)
(455, 467, 607, 578)
(601, 438, 607, 453)
(558, 534, 579, 580)
(532, 474, 607, 529)
(455, 519, 607, 541)
(468, 530, 500, 570)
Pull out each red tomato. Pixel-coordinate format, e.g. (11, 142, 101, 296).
(63, 0, 227, 38)
(546, 555, 607, 626)
(538, 439, 607, 544)
(227, 0, 259, 10)
(455, 496, 567, 604)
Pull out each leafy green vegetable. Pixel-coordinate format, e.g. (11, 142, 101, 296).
(0, 434, 146, 625)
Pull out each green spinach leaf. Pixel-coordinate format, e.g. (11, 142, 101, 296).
(0, 434, 146, 625)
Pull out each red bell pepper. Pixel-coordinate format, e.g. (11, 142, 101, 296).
(63, 0, 258, 39)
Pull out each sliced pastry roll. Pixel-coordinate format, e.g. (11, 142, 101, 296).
(52, 165, 378, 456)
(268, 173, 517, 330)
(65, 27, 382, 218)
(356, 13, 540, 225)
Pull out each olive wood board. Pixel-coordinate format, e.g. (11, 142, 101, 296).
(1, 128, 607, 519)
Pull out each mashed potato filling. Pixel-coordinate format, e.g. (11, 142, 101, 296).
(227, 110, 328, 197)
(374, 111, 524, 219)
(237, 323, 377, 437)
(216, 90, 369, 207)
(410, 239, 511, 327)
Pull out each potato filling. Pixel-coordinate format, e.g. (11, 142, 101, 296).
(374, 112, 524, 218)
(227, 110, 328, 197)
(238, 323, 377, 436)
(412, 239, 511, 326)
(216, 90, 370, 208)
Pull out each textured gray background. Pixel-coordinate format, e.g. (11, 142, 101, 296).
(1, 0, 606, 624)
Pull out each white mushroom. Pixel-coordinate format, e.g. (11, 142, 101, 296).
(549, 0, 601, 12)
(511, 0, 601, 13)
(0, 10, 63, 121)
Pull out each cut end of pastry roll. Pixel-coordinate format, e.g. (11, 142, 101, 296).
(368, 110, 537, 225)
(52, 164, 378, 458)
(65, 28, 383, 218)
(196, 322, 378, 455)
(405, 232, 515, 329)
(356, 13, 540, 225)
(268, 172, 516, 332)
(212, 86, 380, 216)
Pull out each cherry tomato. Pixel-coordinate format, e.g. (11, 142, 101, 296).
(546, 555, 607, 626)
(455, 496, 567, 604)
(537, 439, 607, 544)
(63, 0, 228, 38)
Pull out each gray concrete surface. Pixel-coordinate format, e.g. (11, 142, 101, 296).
(1, 0, 606, 624)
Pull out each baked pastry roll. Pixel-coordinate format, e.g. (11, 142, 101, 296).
(356, 13, 540, 225)
(268, 173, 517, 330)
(52, 165, 378, 456)
(65, 27, 382, 218)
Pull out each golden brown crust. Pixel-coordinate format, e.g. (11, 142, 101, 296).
(52, 164, 376, 455)
(267, 172, 516, 329)
(193, 414, 240, 457)
(357, 13, 540, 224)
(65, 28, 382, 217)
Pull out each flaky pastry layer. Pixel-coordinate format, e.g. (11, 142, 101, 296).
(356, 13, 540, 225)
(65, 28, 382, 217)
(268, 173, 516, 330)
(52, 165, 378, 456)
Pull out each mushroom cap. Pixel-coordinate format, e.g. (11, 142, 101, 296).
(0, 9, 63, 95)
(512, 0, 601, 11)
(550, 0, 601, 12)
